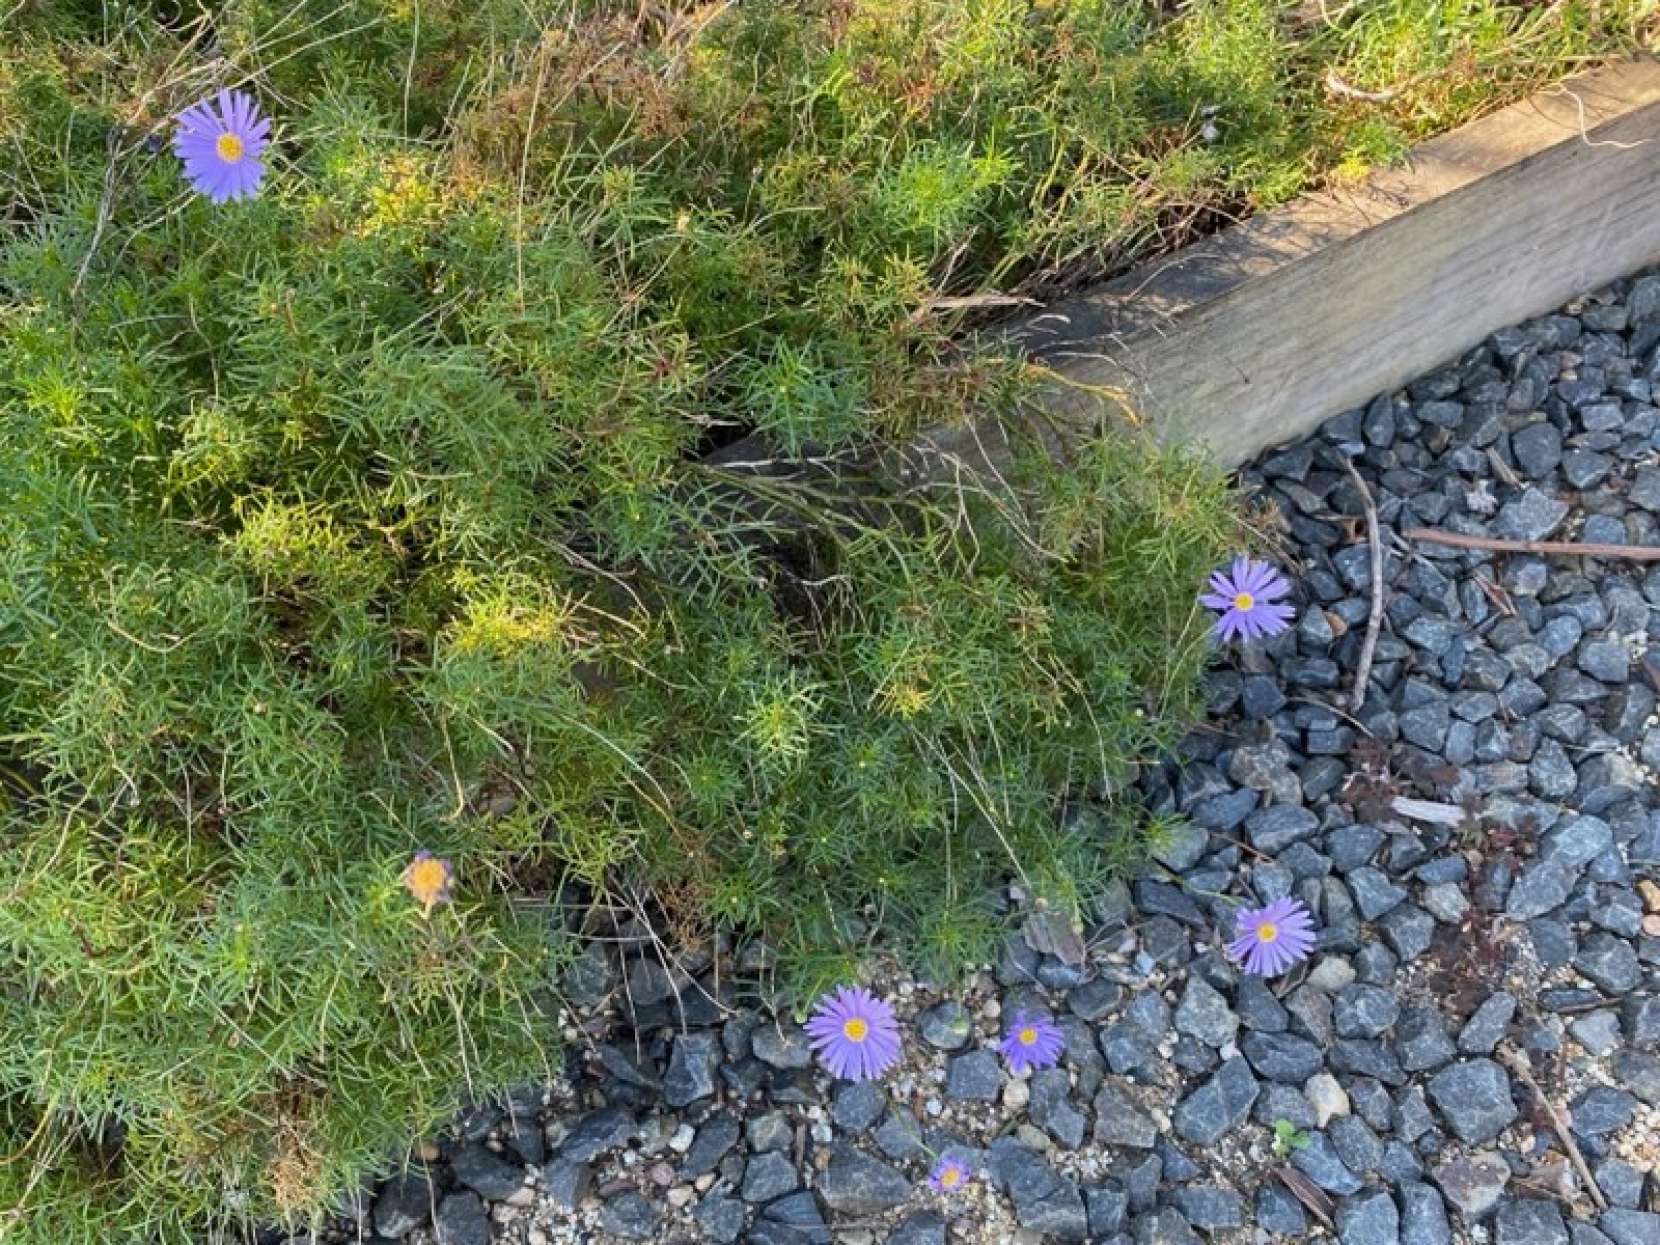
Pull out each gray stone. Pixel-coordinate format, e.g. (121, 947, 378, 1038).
(763, 1191, 828, 1241)
(1496, 488, 1570, 541)
(1624, 995, 1660, 1049)
(1170, 1185, 1243, 1229)
(742, 1152, 800, 1203)
(1242, 1032, 1325, 1082)
(1571, 1010, 1623, 1056)
(597, 1192, 657, 1241)
(1576, 932, 1640, 994)
(1512, 422, 1563, 478)
(1175, 975, 1238, 1049)
(917, 1000, 972, 1050)
(1631, 467, 1660, 511)
(1496, 1199, 1570, 1245)
(1461, 993, 1518, 1054)
(1397, 1004, 1457, 1071)
(1348, 867, 1410, 920)
(819, 1146, 909, 1215)
(1246, 804, 1320, 854)
(1256, 1183, 1308, 1236)
(663, 1031, 721, 1107)
(1570, 1084, 1637, 1135)
(695, 1194, 747, 1245)
(1599, 1210, 1660, 1245)
(1433, 1153, 1510, 1218)
(1290, 1131, 1364, 1195)
(1506, 860, 1577, 919)
(1173, 1057, 1258, 1145)
(1378, 904, 1436, 961)
(540, 1158, 591, 1211)
(1328, 1115, 1384, 1175)
(1427, 1060, 1517, 1145)
(1131, 1207, 1201, 1245)
(746, 1110, 793, 1153)
(1093, 1085, 1158, 1148)
(830, 1080, 886, 1133)
(1337, 1186, 1400, 1245)
(1334, 984, 1400, 1039)
(449, 1143, 525, 1202)
(994, 1146, 1089, 1242)
(1086, 1183, 1129, 1236)
(1400, 1182, 1453, 1245)
(374, 1170, 436, 1237)
(1331, 1039, 1407, 1087)
(946, 1050, 1002, 1101)
(682, 1114, 739, 1177)
(1542, 815, 1615, 870)
(888, 1211, 947, 1245)
(1595, 1159, 1646, 1209)
(432, 1193, 488, 1245)
(1030, 1068, 1087, 1150)
(751, 1023, 813, 1069)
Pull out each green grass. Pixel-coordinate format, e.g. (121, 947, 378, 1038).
(0, 1, 1648, 1240)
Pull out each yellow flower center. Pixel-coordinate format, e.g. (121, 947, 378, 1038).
(1018, 1026, 1038, 1046)
(939, 1166, 960, 1188)
(216, 132, 245, 163)
(1257, 922, 1279, 943)
(405, 857, 449, 906)
(1233, 591, 1255, 611)
(842, 1017, 869, 1042)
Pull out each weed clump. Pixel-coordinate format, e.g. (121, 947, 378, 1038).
(0, 1, 1642, 1239)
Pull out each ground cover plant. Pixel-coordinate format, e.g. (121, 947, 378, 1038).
(0, 1, 1648, 1240)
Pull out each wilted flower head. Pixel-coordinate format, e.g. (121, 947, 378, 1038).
(173, 88, 270, 202)
(1226, 896, 1317, 976)
(402, 850, 455, 916)
(1200, 556, 1295, 642)
(997, 1010, 1064, 1074)
(804, 986, 901, 1081)
(929, 1152, 970, 1194)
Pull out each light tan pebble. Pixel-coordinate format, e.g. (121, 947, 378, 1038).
(526, 1230, 548, 1245)
(580, 1196, 602, 1211)
(418, 1140, 442, 1162)
(837, 1232, 876, 1245)
(1003, 1079, 1030, 1110)
(898, 981, 914, 997)
(1014, 1231, 1045, 1245)
(542, 1121, 568, 1148)
(669, 1124, 695, 1153)
(1305, 1072, 1350, 1127)
(1015, 1124, 1050, 1152)
(1307, 956, 1356, 992)
(666, 1185, 697, 1209)
(694, 1174, 715, 1192)
(982, 999, 1002, 1020)
(503, 1187, 536, 1208)
(813, 1149, 832, 1171)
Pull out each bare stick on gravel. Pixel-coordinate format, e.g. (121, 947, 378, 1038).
(1341, 457, 1384, 713)
(1402, 526, 1660, 561)
(1498, 1045, 1608, 1212)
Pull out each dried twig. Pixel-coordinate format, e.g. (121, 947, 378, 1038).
(1341, 457, 1384, 712)
(1498, 1045, 1608, 1212)
(1403, 527, 1660, 561)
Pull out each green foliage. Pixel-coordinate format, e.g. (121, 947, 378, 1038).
(0, 1, 1643, 1240)
(1273, 1117, 1314, 1158)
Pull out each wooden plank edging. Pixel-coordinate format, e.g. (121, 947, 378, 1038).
(995, 57, 1660, 469)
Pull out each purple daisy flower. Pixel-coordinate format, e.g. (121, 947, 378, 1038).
(929, 1152, 970, 1194)
(997, 1010, 1064, 1074)
(1200, 556, 1295, 642)
(173, 88, 270, 203)
(804, 986, 902, 1081)
(1226, 896, 1318, 977)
